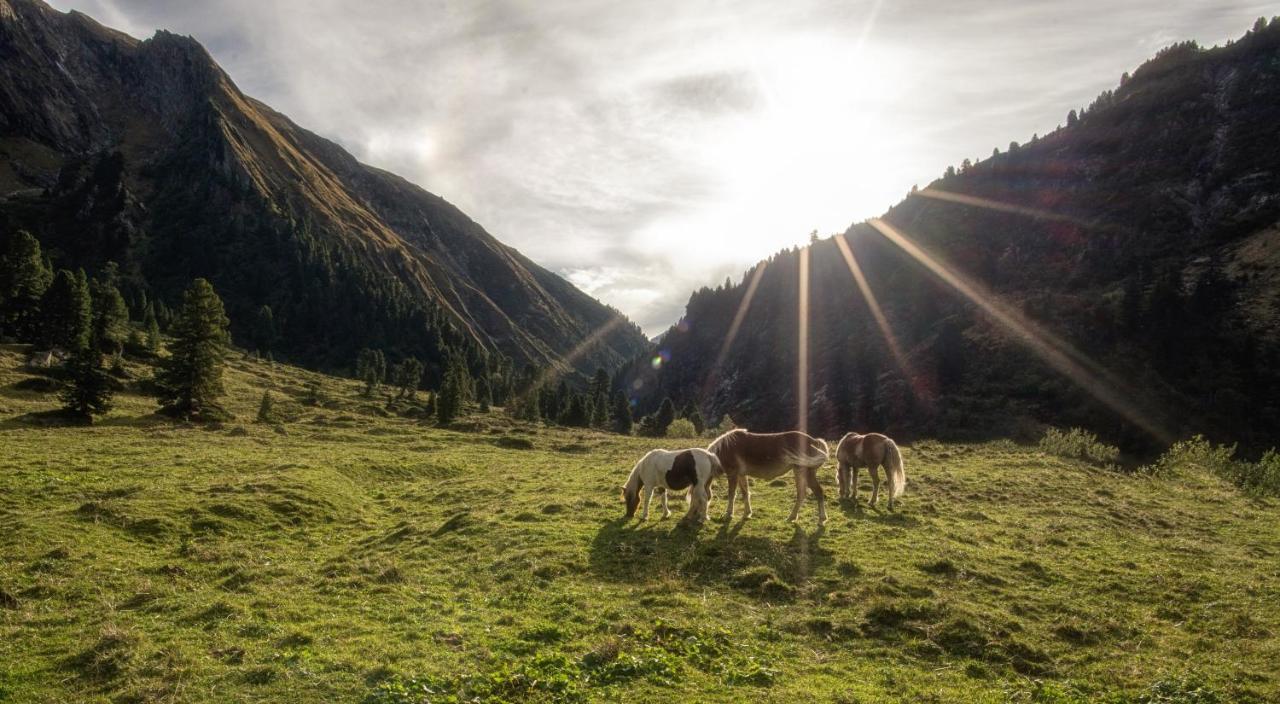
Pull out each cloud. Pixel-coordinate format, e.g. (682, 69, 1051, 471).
(49, 0, 1280, 335)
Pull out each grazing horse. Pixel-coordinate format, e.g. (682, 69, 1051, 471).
(622, 448, 721, 524)
(836, 432, 906, 510)
(707, 429, 830, 525)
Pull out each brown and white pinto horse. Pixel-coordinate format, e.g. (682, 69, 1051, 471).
(835, 432, 906, 510)
(707, 429, 830, 525)
(622, 448, 721, 524)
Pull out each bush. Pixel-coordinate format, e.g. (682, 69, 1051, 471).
(1142, 435, 1280, 497)
(666, 418, 698, 439)
(1038, 427, 1119, 468)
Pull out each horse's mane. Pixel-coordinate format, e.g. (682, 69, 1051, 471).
(706, 428, 744, 454)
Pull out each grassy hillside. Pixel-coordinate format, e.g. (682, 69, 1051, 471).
(1, 346, 1277, 703)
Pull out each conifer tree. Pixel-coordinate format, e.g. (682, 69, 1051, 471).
(610, 390, 632, 435)
(356, 348, 387, 397)
(253, 305, 277, 355)
(91, 277, 130, 357)
(436, 354, 469, 425)
(561, 393, 590, 427)
(256, 391, 274, 423)
(0, 231, 52, 339)
(393, 357, 423, 399)
(61, 342, 113, 423)
(156, 279, 231, 419)
(39, 269, 91, 351)
(655, 397, 676, 434)
(144, 304, 162, 352)
(680, 400, 705, 435)
(476, 376, 492, 412)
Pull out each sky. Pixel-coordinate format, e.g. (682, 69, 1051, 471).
(49, 0, 1278, 335)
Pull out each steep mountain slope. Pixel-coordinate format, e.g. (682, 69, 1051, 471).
(623, 19, 1280, 454)
(0, 0, 646, 377)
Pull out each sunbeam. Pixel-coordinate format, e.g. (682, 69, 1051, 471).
(833, 232, 917, 395)
(700, 262, 769, 401)
(916, 188, 1100, 230)
(529, 316, 628, 391)
(797, 247, 811, 435)
(867, 218, 1172, 443)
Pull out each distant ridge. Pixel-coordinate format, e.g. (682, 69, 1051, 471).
(0, 0, 648, 377)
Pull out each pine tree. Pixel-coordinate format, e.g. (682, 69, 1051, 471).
(256, 391, 274, 423)
(680, 400, 706, 435)
(393, 357, 423, 399)
(655, 397, 676, 435)
(0, 231, 52, 339)
(155, 279, 231, 420)
(91, 277, 130, 357)
(39, 269, 91, 351)
(610, 390, 632, 435)
(253, 305, 277, 355)
(144, 304, 162, 352)
(61, 343, 113, 423)
(561, 394, 590, 427)
(356, 348, 386, 397)
(476, 376, 492, 412)
(436, 355, 469, 425)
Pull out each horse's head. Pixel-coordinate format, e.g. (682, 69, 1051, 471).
(622, 483, 641, 518)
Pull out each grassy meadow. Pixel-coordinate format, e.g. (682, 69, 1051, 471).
(1, 344, 1278, 703)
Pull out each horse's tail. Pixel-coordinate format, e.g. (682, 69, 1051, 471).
(884, 439, 906, 498)
(785, 436, 829, 469)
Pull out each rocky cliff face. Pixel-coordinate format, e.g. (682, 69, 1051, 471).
(0, 0, 647, 375)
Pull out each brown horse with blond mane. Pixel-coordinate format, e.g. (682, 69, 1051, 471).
(836, 432, 906, 511)
(707, 429, 831, 525)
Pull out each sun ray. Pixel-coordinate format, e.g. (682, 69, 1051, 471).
(700, 262, 769, 401)
(529, 316, 627, 391)
(797, 247, 810, 435)
(916, 188, 1101, 230)
(867, 218, 1171, 443)
(833, 232, 914, 388)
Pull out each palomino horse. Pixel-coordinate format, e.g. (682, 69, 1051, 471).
(622, 448, 721, 524)
(707, 429, 830, 525)
(835, 432, 906, 510)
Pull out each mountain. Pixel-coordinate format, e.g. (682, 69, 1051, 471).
(0, 0, 647, 379)
(622, 18, 1280, 455)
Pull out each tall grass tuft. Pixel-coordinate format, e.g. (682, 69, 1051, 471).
(1038, 428, 1120, 468)
(1143, 435, 1280, 497)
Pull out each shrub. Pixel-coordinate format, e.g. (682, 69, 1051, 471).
(1143, 436, 1280, 497)
(1142, 435, 1234, 478)
(1038, 427, 1119, 468)
(666, 418, 698, 439)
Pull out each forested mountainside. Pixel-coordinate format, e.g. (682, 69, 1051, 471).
(621, 18, 1280, 454)
(0, 0, 647, 381)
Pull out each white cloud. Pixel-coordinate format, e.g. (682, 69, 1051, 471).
(50, 0, 1279, 335)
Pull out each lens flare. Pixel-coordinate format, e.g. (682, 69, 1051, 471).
(529, 315, 628, 391)
(867, 218, 1171, 443)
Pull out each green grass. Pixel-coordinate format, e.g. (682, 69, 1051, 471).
(1, 344, 1278, 702)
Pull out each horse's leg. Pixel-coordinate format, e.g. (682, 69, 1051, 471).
(741, 475, 753, 519)
(808, 466, 826, 525)
(787, 470, 806, 522)
(641, 486, 655, 521)
(725, 473, 738, 520)
(661, 488, 672, 518)
(851, 463, 861, 504)
(837, 460, 850, 499)
(868, 465, 881, 508)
